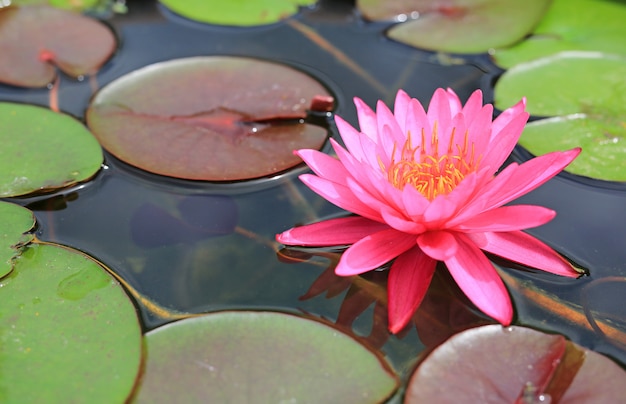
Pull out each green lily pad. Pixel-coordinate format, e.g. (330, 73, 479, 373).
(520, 115, 626, 182)
(0, 102, 103, 197)
(0, 242, 143, 403)
(0, 201, 35, 279)
(405, 325, 626, 402)
(159, 0, 316, 27)
(0, 5, 117, 88)
(493, 52, 626, 181)
(86, 56, 333, 181)
(357, 0, 550, 54)
(132, 311, 399, 403)
(492, 0, 626, 69)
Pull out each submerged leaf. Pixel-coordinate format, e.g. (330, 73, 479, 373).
(0, 102, 103, 197)
(357, 0, 550, 54)
(87, 56, 333, 181)
(0, 5, 116, 87)
(0, 242, 142, 403)
(405, 325, 626, 403)
(133, 311, 399, 403)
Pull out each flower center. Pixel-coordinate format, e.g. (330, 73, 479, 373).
(383, 124, 479, 200)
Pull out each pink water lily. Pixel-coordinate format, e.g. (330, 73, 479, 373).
(277, 88, 582, 333)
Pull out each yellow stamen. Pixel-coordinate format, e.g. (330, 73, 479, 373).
(384, 123, 480, 200)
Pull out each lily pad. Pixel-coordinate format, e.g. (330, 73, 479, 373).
(520, 115, 626, 182)
(493, 52, 626, 181)
(492, 0, 626, 69)
(86, 56, 333, 181)
(357, 0, 550, 54)
(0, 242, 143, 403)
(0, 201, 35, 278)
(405, 325, 626, 402)
(132, 311, 399, 403)
(0, 102, 103, 197)
(0, 5, 116, 88)
(159, 0, 316, 26)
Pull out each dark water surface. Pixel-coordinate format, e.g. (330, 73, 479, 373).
(2, 0, 625, 382)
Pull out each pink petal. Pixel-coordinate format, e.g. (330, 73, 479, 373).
(335, 229, 417, 276)
(423, 194, 458, 226)
(401, 185, 430, 221)
(427, 88, 453, 131)
(354, 97, 378, 140)
(452, 205, 556, 232)
(444, 233, 513, 325)
(417, 230, 458, 261)
(491, 97, 526, 140)
(380, 206, 426, 234)
(481, 148, 581, 210)
(276, 216, 390, 246)
(465, 103, 494, 156)
(405, 98, 430, 147)
(393, 89, 412, 133)
(296, 149, 349, 186)
(459, 89, 484, 119)
(299, 174, 382, 221)
(387, 247, 437, 333)
(479, 110, 529, 171)
(334, 115, 368, 163)
(467, 230, 582, 277)
(445, 88, 463, 116)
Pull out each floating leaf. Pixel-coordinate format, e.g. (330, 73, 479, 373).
(0, 102, 103, 197)
(357, 0, 550, 54)
(0, 242, 142, 403)
(494, 52, 626, 181)
(492, 0, 626, 68)
(0, 201, 35, 278)
(86, 56, 333, 181)
(405, 325, 626, 402)
(0, 5, 116, 87)
(159, 0, 316, 27)
(520, 115, 626, 182)
(132, 311, 399, 403)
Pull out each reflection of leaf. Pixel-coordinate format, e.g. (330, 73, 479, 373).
(86, 57, 333, 181)
(159, 0, 316, 27)
(0, 5, 116, 87)
(357, 0, 550, 54)
(133, 311, 399, 403)
(405, 325, 626, 403)
(492, 0, 626, 68)
(0, 102, 103, 197)
(0, 201, 35, 278)
(0, 242, 142, 403)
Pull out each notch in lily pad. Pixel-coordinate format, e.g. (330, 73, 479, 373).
(86, 56, 335, 182)
(131, 311, 399, 403)
(0, 5, 117, 88)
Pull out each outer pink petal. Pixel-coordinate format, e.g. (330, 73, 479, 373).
(299, 174, 382, 221)
(276, 216, 390, 246)
(459, 89, 483, 120)
(387, 247, 437, 333)
(335, 229, 416, 276)
(491, 97, 527, 140)
(467, 230, 582, 277)
(417, 230, 458, 261)
(444, 233, 513, 325)
(479, 111, 529, 171)
(296, 149, 349, 186)
(481, 148, 581, 210)
(354, 97, 378, 139)
(334, 115, 368, 163)
(393, 89, 412, 134)
(452, 205, 556, 232)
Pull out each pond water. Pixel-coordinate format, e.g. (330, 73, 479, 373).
(2, 0, 625, 396)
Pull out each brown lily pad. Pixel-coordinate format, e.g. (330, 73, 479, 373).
(86, 56, 333, 181)
(405, 325, 626, 402)
(0, 5, 116, 88)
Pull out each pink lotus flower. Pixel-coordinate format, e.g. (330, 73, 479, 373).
(277, 88, 582, 333)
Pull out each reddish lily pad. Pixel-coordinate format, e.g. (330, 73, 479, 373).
(86, 56, 333, 181)
(357, 0, 550, 54)
(159, 0, 316, 27)
(405, 325, 626, 402)
(132, 311, 399, 403)
(0, 201, 35, 279)
(0, 102, 103, 197)
(0, 5, 116, 88)
(492, 0, 626, 69)
(0, 242, 143, 403)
